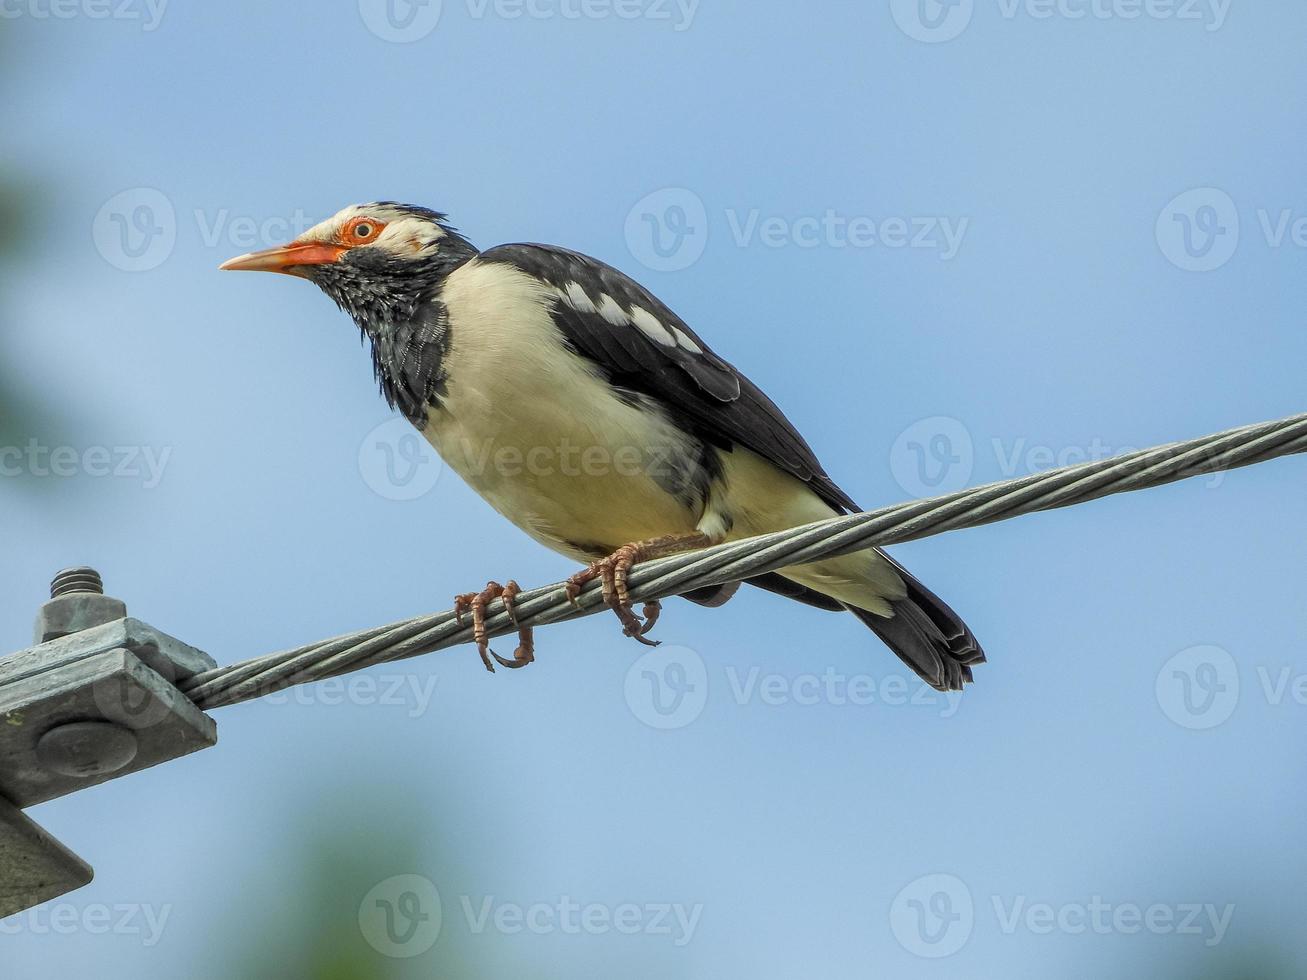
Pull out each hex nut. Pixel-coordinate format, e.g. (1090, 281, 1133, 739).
(34, 594, 128, 645)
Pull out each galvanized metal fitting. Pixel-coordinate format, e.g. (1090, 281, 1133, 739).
(34, 567, 128, 645)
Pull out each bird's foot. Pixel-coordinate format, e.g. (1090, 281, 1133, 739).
(563, 533, 711, 645)
(453, 580, 534, 672)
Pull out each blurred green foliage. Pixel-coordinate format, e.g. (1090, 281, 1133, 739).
(218, 793, 491, 980)
(0, 23, 66, 467)
(214, 788, 1299, 979)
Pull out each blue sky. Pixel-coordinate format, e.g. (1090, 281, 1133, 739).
(2, 1, 1305, 976)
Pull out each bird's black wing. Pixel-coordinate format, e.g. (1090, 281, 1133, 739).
(479, 243, 859, 514)
(480, 244, 984, 690)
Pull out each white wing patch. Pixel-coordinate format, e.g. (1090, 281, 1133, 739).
(629, 305, 677, 348)
(561, 281, 597, 314)
(596, 293, 628, 326)
(670, 326, 703, 354)
(556, 282, 703, 355)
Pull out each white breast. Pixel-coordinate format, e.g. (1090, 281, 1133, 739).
(423, 257, 704, 559)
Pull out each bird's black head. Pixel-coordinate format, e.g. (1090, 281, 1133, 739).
(220, 202, 478, 336)
(222, 202, 479, 422)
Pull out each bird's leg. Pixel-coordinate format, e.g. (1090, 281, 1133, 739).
(564, 532, 714, 644)
(453, 580, 535, 673)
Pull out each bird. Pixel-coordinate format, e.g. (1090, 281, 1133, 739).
(220, 202, 985, 690)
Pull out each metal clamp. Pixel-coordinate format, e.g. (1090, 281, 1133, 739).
(0, 568, 218, 918)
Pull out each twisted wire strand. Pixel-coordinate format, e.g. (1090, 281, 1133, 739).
(180, 412, 1307, 710)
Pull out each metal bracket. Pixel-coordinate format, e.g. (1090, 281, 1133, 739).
(0, 796, 93, 919)
(0, 569, 217, 918)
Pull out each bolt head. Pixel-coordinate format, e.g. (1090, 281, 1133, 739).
(34, 593, 128, 644)
(36, 721, 139, 778)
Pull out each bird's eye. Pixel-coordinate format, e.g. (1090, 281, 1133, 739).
(346, 219, 384, 243)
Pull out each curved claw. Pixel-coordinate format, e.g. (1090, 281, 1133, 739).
(637, 600, 662, 637)
(490, 647, 534, 669)
(453, 579, 535, 674)
(490, 580, 534, 668)
(566, 535, 714, 647)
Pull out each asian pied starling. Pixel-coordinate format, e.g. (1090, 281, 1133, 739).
(221, 203, 984, 690)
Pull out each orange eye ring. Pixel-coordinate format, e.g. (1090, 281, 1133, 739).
(343, 217, 385, 245)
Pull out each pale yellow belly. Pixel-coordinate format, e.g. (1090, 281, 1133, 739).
(423, 373, 704, 562)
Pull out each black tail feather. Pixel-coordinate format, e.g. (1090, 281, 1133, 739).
(680, 560, 984, 692)
(846, 559, 985, 692)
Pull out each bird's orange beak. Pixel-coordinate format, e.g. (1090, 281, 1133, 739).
(219, 241, 348, 276)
